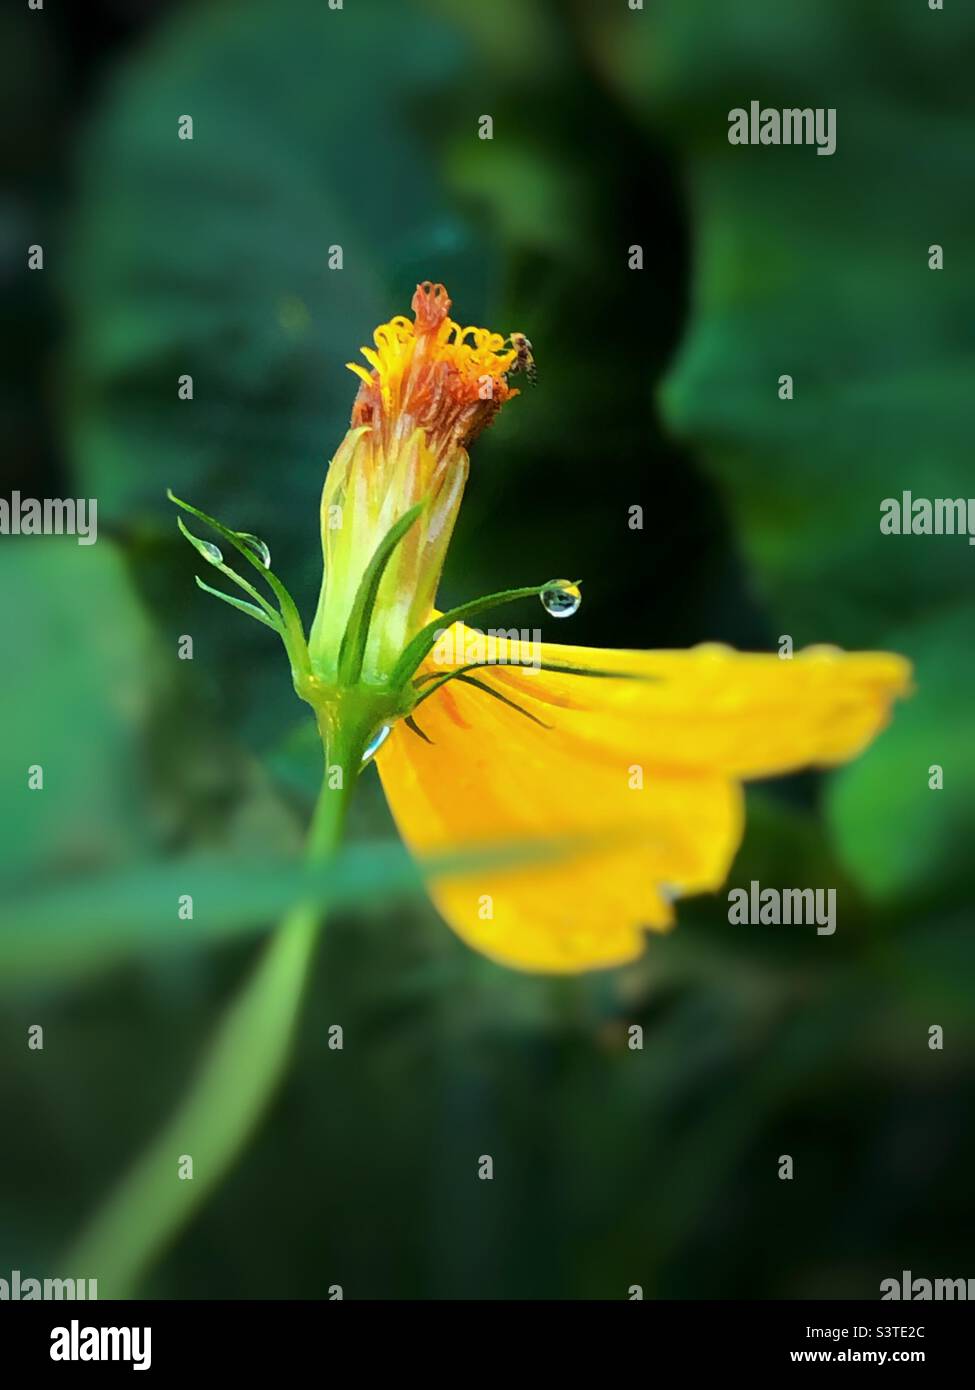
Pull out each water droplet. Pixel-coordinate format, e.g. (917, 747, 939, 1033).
(236, 532, 271, 568)
(540, 579, 582, 619)
(200, 540, 223, 565)
(361, 724, 391, 764)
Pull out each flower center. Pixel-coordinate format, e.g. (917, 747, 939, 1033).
(346, 281, 519, 460)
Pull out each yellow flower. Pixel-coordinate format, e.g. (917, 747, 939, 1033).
(320, 281, 909, 974)
(377, 630, 910, 971)
(309, 282, 517, 684)
(175, 281, 912, 974)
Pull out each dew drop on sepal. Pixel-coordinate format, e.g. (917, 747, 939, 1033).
(361, 725, 392, 763)
(236, 532, 271, 568)
(540, 579, 582, 619)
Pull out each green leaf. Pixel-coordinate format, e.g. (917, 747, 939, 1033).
(827, 605, 975, 904)
(0, 540, 157, 881)
(0, 837, 589, 989)
(63, 0, 499, 605)
(584, 0, 975, 642)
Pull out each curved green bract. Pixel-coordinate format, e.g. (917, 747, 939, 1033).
(335, 501, 427, 687)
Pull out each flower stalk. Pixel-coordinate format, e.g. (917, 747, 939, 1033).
(67, 283, 541, 1292)
(63, 748, 355, 1296)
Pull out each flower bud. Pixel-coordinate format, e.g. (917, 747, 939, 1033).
(309, 283, 518, 686)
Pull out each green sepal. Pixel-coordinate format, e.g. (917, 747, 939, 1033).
(194, 575, 281, 631)
(411, 657, 656, 710)
(389, 584, 545, 690)
(176, 517, 280, 622)
(336, 500, 427, 687)
(168, 489, 307, 670)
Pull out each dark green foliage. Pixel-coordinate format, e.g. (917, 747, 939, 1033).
(2, 0, 971, 1298)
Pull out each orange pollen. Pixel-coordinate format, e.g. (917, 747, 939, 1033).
(346, 281, 519, 456)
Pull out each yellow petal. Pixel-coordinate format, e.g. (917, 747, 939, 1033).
(420, 628, 913, 778)
(376, 630, 911, 973)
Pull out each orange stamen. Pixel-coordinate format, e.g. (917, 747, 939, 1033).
(347, 282, 519, 457)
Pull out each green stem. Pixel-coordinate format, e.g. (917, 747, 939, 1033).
(62, 742, 355, 1297)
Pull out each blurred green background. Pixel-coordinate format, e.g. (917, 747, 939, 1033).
(2, 0, 973, 1298)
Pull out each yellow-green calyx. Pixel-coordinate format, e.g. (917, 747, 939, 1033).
(308, 281, 518, 689)
(168, 282, 534, 769)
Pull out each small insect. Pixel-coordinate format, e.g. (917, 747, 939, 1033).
(507, 331, 537, 386)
